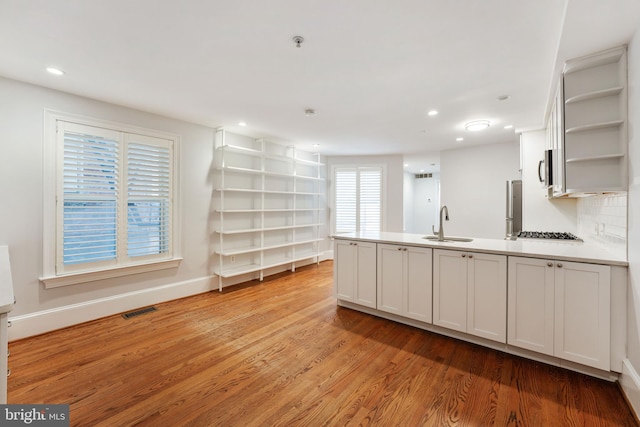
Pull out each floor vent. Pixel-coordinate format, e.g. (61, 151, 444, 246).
(122, 306, 157, 319)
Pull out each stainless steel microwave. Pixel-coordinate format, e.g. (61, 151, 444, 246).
(538, 149, 553, 188)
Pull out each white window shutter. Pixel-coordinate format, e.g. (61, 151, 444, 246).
(126, 136, 172, 258)
(60, 124, 120, 267)
(359, 168, 381, 232)
(335, 169, 357, 233)
(334, 166, 382, 233)
(56, 121, 175, 275)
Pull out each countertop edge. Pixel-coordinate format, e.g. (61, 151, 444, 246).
(331, 233, 628, 267)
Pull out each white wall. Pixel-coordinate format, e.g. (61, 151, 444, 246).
(0, 77, 218, 338)
(408, 174, 440, 235)
(403, 172, 414, 232)
(622, 27, 640, 415)
(439, 141, 520, 239)
(520, 130, 577, 232)
(327, 155, 404, 233)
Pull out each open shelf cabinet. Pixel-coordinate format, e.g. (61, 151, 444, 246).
(559, 46, 627, 195)
(213, 129, 326, 290)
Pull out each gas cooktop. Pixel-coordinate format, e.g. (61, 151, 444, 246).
(516, 231, 582, 241)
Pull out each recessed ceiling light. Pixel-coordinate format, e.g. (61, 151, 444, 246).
(238, 122, 247, 127)
(427, 110, 438, 116)
(465, 120, 490, 131)
(504, 125, 513, 129)
(456, 137, 464, 142)
(420, 169, 425, 172)
(46, 67, 65, 76)
(404, 163, 409, 167)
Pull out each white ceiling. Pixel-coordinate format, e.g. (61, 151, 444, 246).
(1, 0, 639, 173)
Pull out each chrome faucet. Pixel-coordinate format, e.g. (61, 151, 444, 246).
(432, 205, 449, 241)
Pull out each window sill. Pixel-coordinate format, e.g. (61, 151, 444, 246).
(40, 258, 183, 289)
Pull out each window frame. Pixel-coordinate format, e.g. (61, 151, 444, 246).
(331, 164, 385, 235)
(41, 110, 182, 288)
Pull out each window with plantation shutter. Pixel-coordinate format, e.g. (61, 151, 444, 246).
(126, 137, 171, 259)
(43, 115, 179, 286)
(61, 124, 120, 266)
(334, 166, 382, 233)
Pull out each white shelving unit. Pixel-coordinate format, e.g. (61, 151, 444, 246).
(213, 129, 325, 291)
(561, 46, 627, 195)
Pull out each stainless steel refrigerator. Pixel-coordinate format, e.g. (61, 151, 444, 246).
(505, 180, 522, 239)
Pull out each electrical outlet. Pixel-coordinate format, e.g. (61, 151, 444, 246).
(230, 255, 236, 263)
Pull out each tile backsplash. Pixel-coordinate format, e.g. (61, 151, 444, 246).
(577, 193, 627, 259)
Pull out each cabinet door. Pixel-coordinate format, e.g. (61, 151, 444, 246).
(354, 241, 377, 308)
(554, 261, 610, 370)
(507, 257, 555, 355)
(405, 246, 433, 323)
(433, 249, 467, 333)
(552, 80, 566, 196)
(377, 244, 404, 315)
(334, 240, 356, 301)
(467, 253, 507, 343)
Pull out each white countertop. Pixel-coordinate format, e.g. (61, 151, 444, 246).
(0, 246, 15, 314)
(332, 232, 628, 267)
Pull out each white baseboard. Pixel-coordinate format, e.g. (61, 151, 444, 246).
(621, 359, 640, 419)
(8, 275, 217, 341)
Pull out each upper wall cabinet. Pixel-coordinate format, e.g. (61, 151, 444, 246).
(552, 46, 628, 197)
(213, 129, 325, 290)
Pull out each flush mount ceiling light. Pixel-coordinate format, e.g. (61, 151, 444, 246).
(427, 110, 438, 116)
(504, 124, 513, 129)
(456, 137, 464, 142)
(46, 67, 65, 76)
(238, 121, 247, 127)
(465, 120, 490, 131)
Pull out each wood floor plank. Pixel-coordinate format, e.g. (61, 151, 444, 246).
(7, 260, 638, 426)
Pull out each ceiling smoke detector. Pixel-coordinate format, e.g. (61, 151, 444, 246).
(304, 109, 315, 116)
(293, 36, 304, 48)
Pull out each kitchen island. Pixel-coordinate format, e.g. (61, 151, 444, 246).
(332, 232, 628, 380)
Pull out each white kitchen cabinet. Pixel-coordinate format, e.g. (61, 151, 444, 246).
(377, 244, 432, 323)
(334, 240, 377, 308)
(508, 256, 611, 370)
(549, 46, 627, 196)
(507, 257, 555, 355)
(214, 130, 325, 290)
(433, 249, 507, 343)
(547, 80, 566, 197)
(554, 261, 611, 369)
(0, 246, 15, 404)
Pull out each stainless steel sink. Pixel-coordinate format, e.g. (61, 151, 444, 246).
(422, 235, 474, 243)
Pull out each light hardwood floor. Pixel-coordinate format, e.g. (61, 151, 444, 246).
(8, 261, 638, 426)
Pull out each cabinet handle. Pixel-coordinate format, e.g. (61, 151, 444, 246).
(547, 262, 553, 267)
(398, 247, 402, 251)
(403, 248, 408, 251)
(461, 254, 466, 258)
(557, 263, 563, 268)
(468, 254, 473, 259)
